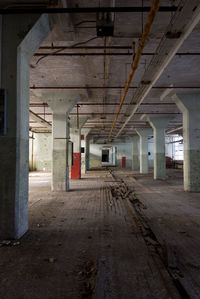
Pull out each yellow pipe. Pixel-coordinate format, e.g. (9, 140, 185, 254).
(107, 0, 161, 142)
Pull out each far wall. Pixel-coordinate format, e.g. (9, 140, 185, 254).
(29, 133, 52, 171)
(90, 137, 154, 169)
(29, 133, 182, 172)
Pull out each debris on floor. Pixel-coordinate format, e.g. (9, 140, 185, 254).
(0, 240, 20, 247)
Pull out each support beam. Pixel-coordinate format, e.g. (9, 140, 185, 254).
(173, 94, 200, 192)
(46, 93, 79, 191)
(0, 6, 178, 14)
(30, 86, 200, 90)
(0, 14, 54, 239)
(135, 128, 152, 174)
(147, 116, 172, 180)
(132, 135, 140, 171)
(29, 110, 51, 129)
(81, 129, 91, 174)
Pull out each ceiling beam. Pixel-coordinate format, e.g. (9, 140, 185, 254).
(166, 126, 183, 134)
(0, 6, 178, 14)
(39, 46, 133, 50)
(35, 112, 180, 116)
(29, 110, 52, 129)
(29, 102, 176, 107)
(34, 52, 200, 56)
(30, 86, 200, 90)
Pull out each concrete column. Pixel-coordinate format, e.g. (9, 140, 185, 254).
(0, 15, 54, 239)
(136, 128, 152, 174)
(85, 135, 91, 171)
(132, 135, 140, 171)
(81, 129, 91, 174)
(173, 93, 200, 192)
(147, 117, 172, 180)
(46, 95, 79, 191)
(70, 117, 88, 179)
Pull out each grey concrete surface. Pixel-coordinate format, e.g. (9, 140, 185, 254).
(136, 128, 152, 174)
(147, 117, 172, 180)
(173, 94, 200, 192)
(1, 169, 200, 298)
(132, 135, 140, 171)
(0, 14, 54, 239)
(0, 169, 191, 298)
(46, 97, 79, 191)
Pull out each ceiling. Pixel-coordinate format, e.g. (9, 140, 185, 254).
(2, 0, 200, 142)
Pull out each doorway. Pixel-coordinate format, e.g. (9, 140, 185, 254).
(102, 149, 109, 162)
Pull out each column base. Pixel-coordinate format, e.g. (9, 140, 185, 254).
(184, 149, 200, 192)
(140, 154, 148, 174)
(154, 153, 166, 180)
(132, 154, 139, 171)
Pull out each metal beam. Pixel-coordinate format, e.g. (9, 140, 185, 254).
(34, 52, 200, 56)
(35, 112, 180, 116)
(34, 52, 134, 56)
(166, 126, 183, 134)
(0, 6, 178, 14)
(29, 102, 175, 106)
(39, 46, 132, 50)
(30, 86, 200, 90)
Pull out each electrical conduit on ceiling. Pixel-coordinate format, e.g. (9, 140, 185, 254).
(107, 0, 161, 143)
(115, 1, 200, 140)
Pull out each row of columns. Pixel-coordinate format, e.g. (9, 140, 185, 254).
(0, 15, 199, 241)
(132, 94, 200, 192)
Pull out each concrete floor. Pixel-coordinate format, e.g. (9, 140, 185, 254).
(0, 169, 200, 298)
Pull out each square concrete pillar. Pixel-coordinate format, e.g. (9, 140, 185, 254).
(132, 135, 140, 171)
(46, 95, 79, 191)
(136, 128, 152, 174)
(0, 15, 54, 239)
(81, 129, 91, 174)
(85, 135, 92, 171)
(147, 117, 172, 180)
(173, 94, 200, 192)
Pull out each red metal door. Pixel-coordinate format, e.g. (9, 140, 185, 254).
(122, 156, 126, 168)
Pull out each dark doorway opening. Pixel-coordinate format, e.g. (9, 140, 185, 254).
(102, 149, 109, 162)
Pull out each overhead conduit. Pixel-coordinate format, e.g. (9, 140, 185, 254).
(107, 0, 161, 142)
(115, 0, 200, 140)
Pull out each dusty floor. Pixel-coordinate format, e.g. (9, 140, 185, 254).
(0, 168, 200, 299)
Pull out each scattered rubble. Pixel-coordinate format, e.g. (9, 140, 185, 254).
(77, 261, 97, 299)
(0, 240, 20, 247)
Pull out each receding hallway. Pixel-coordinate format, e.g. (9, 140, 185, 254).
(0, 169, 200, 298)
(1, 1, 200, 298)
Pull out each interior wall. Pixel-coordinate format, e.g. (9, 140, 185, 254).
(90, 137, 138, 169)
(29, 133, 52, 171)
(28, 134, 181, 172)
(114, 139, 132, 168)
(90, 143, 102, 168)
(29, 134, 180, 173)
